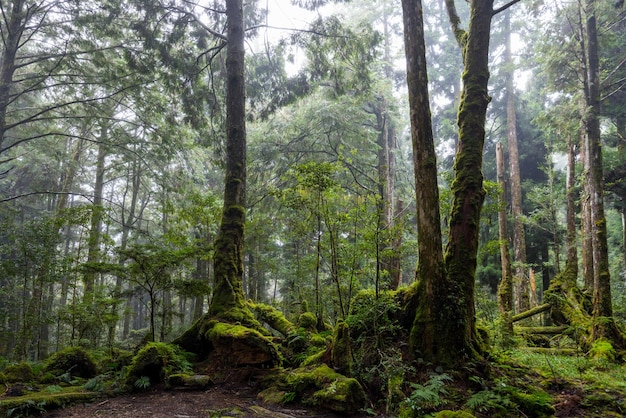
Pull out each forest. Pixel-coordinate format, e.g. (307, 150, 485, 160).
(0, 0, 626, 416)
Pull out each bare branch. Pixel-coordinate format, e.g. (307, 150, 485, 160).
(492, 0, 523, 16)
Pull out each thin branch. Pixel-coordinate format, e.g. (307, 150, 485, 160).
(492, 0, 523, 15)
(444, 0, 467, 49)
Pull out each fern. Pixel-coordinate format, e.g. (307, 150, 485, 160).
(134, 375, 151, 389)
(405, 373, 452, 413)
(465, 390, 514, 414)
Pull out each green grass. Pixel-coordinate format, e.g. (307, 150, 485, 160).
(509, 349, 626, 391)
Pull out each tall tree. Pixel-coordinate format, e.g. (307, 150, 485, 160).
(582, 0, 620, 343)
(503, 10, 529, 313)
(208, 0, 248, 320)
(401, 0, 445, 363)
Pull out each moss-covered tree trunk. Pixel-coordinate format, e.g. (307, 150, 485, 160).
(209, 0, 248, 321)
(496, 142, 513, 315)
(440, 0, 499, 364)
(175, 0, 280, 368)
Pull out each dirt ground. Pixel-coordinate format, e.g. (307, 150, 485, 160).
(41, 385, 370, 418)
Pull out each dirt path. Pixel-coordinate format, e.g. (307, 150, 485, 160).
(41, 385, 370, 418)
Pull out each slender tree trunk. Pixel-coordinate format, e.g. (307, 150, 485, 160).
(109, 158, 141, 348)
(563, 135, 579, 285)
(583, 0, 618, 343)
(209, 0, 250, 322)
(504, 11, 529, 313)
(84, 138, 106, 298)
(496, 143, 513, 315)
(402, 0, 445, 363)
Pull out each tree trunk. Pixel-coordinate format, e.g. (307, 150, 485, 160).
(496, 142, 513, 315)
(583, 0, 620, 344)
(564, 135, 578, 285)
(109, 157, 141, 348)
(401, 0, 445, 363)
(208, 0, 249, 320)
(504, 11, 529, 314)
(440, 0, 496, 365)
(176, 2, 279, 370)
(0, 0, 24, 152)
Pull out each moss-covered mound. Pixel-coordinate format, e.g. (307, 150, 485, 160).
(43, 347, 97, 379)
(258, 364, 366, 415)
(2, 362, 35, 383)
(175, 315, 281, 369)
(125, 342, 192, 390)
(207, 320, 281, 367)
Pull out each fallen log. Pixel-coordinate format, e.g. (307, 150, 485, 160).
(511, 303, 551, 323)
(515, 326, 570, 335)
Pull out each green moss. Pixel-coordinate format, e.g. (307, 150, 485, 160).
(125, 342, 191, 389)
(297, 312, 317, 331)
(43, 347, 97, 379)
(589, 338, 616, 364)
(433, 411, 476, 418)
(3, 362, 35, 383)
(251, 302, 295, 337)
(331, 321, 352, 376)
(301, 346, 328, 367)
(0, 386, 98, 416)
(508, 389, 555, 418)
(167, 373, 212, 389)
(310, 333, 327, 347)
(259, 364, 366, 414)
(206, 320, 281, 367)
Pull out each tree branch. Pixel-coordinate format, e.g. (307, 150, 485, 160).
(492, 0, 524, 16)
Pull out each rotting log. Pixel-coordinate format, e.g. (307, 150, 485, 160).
(511, 303, 551, 323)
(515, 326, 570, 335)
(520, 347, 579, 356)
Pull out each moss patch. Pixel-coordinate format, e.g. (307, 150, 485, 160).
(125, 342, 191, 390)
(0, 386, 98, 416)
(258, 364, 366, 414)
(206, 320, 281, 368)
(251, 302, 295, 337)
(3, 362, 35, 383)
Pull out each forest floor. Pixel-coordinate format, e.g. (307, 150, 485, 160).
(40, 384, 366, 418)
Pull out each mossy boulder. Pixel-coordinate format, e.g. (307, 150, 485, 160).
(258, 364, 366, 414)
(43, 347, 97, 379)
(125, 342, 191, 390)
(3, 362, 35, 383)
